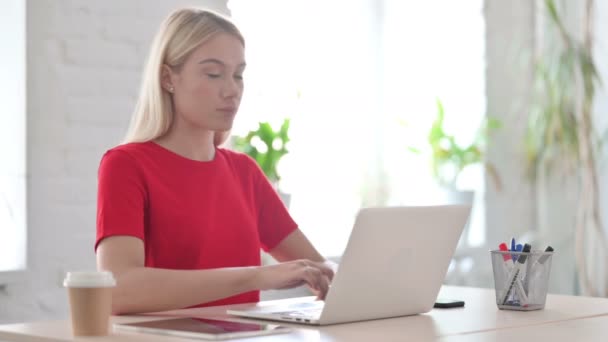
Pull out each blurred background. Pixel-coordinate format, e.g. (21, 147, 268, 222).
(1, 0, 607, 323)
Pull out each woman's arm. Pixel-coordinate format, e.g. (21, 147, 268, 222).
(97, 235, 334, 314)
(268, 229, 325, 263)
(97, 236, 258, 314)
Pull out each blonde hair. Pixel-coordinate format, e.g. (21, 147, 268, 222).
(123, 8, 244, 144)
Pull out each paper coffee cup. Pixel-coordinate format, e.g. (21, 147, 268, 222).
(63, 271, 116, 336)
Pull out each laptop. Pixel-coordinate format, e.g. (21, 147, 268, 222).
(227, 205, 471, 325)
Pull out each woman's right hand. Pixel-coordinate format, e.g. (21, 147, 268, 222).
(255, 259, 335, 299)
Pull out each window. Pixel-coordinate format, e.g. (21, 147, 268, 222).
(0, 0, 27, 274)
(229, 0, 486, 256)
(380, 0, 487, 246)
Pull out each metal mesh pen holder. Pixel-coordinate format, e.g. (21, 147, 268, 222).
(490, 250, 553, 311)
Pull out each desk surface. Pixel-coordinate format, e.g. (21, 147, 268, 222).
(2, 286, 608, 341)
(443, 314, 608, 342)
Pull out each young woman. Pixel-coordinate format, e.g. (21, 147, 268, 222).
(95, 8, 334, 315)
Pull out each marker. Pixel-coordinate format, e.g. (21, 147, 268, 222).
(499, 243, 517, 303)
(535, 246, 554, 266)
(499, 243, 513, 273)
(512, 243, 523, 262)
(501, 243, 531, 306)
(498, 243, 528, 305)
(523, 246, 554, 293)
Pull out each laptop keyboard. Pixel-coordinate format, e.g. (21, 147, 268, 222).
(275, 302, 324, 319)
(285, 302, 323, 310)
(276, 308, 322, 319)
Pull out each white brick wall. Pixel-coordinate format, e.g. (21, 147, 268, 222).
(0, 0, 228, 324)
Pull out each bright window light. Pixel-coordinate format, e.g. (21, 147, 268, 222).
(229, 0, 486, 256)
(0, 0, 27, 273)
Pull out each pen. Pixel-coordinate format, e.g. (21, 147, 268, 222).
(501, 243, 531, 306)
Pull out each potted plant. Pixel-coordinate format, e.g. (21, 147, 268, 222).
(408, 99, 501, 193)
(525, 0, 606, 296)
(405, 99, 500, 253)
(232, 118, 291, 206)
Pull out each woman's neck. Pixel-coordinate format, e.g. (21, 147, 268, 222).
(154, 123, 216, 162)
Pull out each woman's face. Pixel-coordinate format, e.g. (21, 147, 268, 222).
(164, 33, 245, 132)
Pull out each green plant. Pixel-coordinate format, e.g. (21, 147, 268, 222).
(232, 119, 290, 184)
(525, 0, 606, 296)
(410, 99, 501, 190)
(525, 1, 602, 178)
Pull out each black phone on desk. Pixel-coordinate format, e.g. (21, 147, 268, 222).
(434, 298, 465, 308)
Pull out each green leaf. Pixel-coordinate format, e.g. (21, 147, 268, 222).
(418, 98, 501, 188)
(525, 0, 602, 181)
(232, 118, 292, 183)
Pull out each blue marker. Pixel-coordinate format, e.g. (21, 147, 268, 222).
(512, 243, 523, 262)
(502, 243, 531, 306)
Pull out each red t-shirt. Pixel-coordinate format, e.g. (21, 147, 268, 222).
(95, 141, 297, 307)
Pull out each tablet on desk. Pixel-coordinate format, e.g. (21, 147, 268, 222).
(114, 317, 292, 340)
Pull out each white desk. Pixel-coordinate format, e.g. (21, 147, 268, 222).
(442, 315, 608, 341)
(1, 286, 608, 341)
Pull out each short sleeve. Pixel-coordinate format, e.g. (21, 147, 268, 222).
(95, 150, 147, 251)
(250, 160, 298, 251)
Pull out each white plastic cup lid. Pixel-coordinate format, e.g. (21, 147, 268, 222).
(63, 271, 116, 288)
